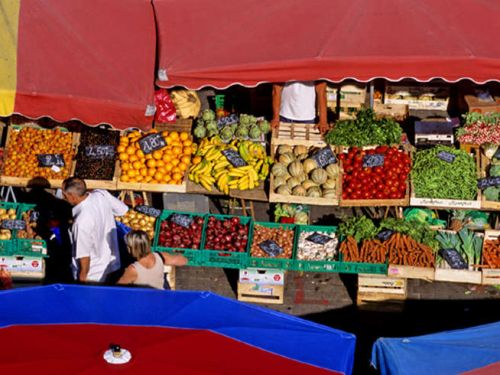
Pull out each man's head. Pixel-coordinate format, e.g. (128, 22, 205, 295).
(62, 177, 88, 206)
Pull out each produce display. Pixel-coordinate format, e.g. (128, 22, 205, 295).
(3, 127, 75, 179)
(482, 238, 500, 268)
(17, 209, 41, 240)
(203, 216, 249, 253)
(0, 208, 16, 240)
(250, 224, 294, 259)
(412, 145, 478, 200)
(157, 214, 204, 249)
(271, 145, 339, 199)
(188, 137, 271, 193)
(116, 209, 156, 239)
(74, 127, 119, 180)
(340, 146, 410, 200)
(296, 230, 338, 261)
(435, 229, 483, 269)
(482, 150, 500, 202)
(194, 110, 270, 141)
(118, 130, 194, 185)
(274, 204, 309, 224)
(456, 112, 500, 145)
(325, 109, 402, 147)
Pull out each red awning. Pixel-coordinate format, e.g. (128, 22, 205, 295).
(154, 0, 500, 89)
(0, 0, 156, 130)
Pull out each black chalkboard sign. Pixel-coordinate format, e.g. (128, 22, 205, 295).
(217, 114, 239, 128)
(30, 210, 39, 222)
(258, 240, 283, 257)
(377, 230, 394, 242)
(84, 145, 115, 159)
(437, 151, 456, 163)
(362, 154, 384, 168)
(37, 154, 65, 168)
(170, 213, 193, 228)
(306, 232, 334, 245)
(439, 248, 468, 269)
(221, 149, 247, 167)
(139, 133, 167, 154)
(1, 219, 26, 230)
(312, 147, 336, 168)
(477, 176, 500, 190)
(135, 205, 161, 218)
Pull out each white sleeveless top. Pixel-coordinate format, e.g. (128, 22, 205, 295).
(280, 81, 316, 121)
(132, 253, 164, 290)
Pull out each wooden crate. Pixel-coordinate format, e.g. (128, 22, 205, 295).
(373, 103, 409, 121)
(229, 184, 268, 202)
(434, 268, 482, 284)
(164, 265, 176, 290)
(237, 282, 284, 304)
(387, 264, 435, 281)
(482, 269, 500, 285)
(271, 122, 325, 147)
(357, 274, 407, 309)
(268, 144, 340, 206)
(478, 153, 500, 210)
(154, 118, 193, 133)
(464, 95, 500, 114)
(339, 144, 411, 207)
(0, 124, 79, 188)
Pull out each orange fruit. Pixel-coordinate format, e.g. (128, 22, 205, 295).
(156, 160, 165, 167)
(147, 168, 156, 176)
(127, 169, 137, 177)
(135, 175, 144, 182)
(165, 136, 173, 144)
(129, 155, 138, 163)
(178, 162, 188, 172)
(162, 153, 172, 162)
(162, 175, 171, 184)
(180, 132, 189, 141)
(126, 146, 136, 155)
(120, 175, 130, 182)
(172, 172, 183, 181)
(146, 159, 157, 168)
(121, 162, 131, 171)
(164, 163, 173, 172)
(183, 147, 192, 155)
(161, 130, 169, 138)
(172, 146, 182, 155)
(154, 171, 164, 181)
(144, 175, 153, 183)
(117, 145, 126, 153)
(182, 139, 192, 147)
(145, 154, 153, 160)
(119, 153, 129, 161)
(132, 161, 142, 170)
(181, 155, 191, 165)
(129, 176, 138, 183)
(136, 149, 145, 159)
(171, 159, 180, 166)
(157, 167, 167, 175)
(170, 131, 179, 141)
(152, 150, 163, 160)
(192, 156, 202, 165)
(149, 129, 158, 134)
(140, 168, 148, 177)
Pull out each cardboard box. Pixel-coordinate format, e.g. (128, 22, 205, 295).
(385, 84, 449, 111)
(464, 94, 500, 114)
(239, 268, 285, 285)
(0, 255, 45, 280)
(237, 282, 284, 304)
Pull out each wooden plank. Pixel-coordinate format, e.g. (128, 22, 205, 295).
(185, 179, 224, 196)
(482, 269, 500, 285)
(229, 184, 268, 202)
(373, 103, 409, 121)
(434, 268, 482, 284)
(357, 274, 407, 309)
(387, 264, 435, 281)
(271, 122, 325, 147)
(164, 265, 176, 290)
(154, 119, 193, 133)
(237, 282, 284, 304)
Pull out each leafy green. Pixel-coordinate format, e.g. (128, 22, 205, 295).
(412, 145, 477, 200)
(379, 218, 439, 251)
(325, 109, 402, 147)
(338, 216, 378, 242)
(484, 187, 500, 201)
(435, 229, 483, 266)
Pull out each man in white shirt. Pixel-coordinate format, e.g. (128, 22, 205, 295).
(62, 178, 128, 283)
(271, 81, 328, 133)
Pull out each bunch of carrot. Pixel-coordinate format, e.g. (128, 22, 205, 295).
(482, 239, 500, 268)
(339, 233, 435, 267)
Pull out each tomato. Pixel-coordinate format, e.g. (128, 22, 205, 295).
(374, 166, 383, 174)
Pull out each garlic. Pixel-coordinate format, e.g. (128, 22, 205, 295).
(297, 231, 338, 261)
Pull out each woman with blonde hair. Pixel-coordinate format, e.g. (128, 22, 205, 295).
(117, 230, 187, 289)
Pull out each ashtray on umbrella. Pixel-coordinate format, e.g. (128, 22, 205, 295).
(103, 343, 132, 364)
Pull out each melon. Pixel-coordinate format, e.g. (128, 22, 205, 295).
(271, 162, 288, 177)
(276, 185, 291, 195)
(322, 189, 337, 198)
(288, 160, 304, 177)
(301, 179, 318, 190)
(303, 158, 318, 174)
(273, 175, 288, 188)
(279, 152, 295, 165)
(326, 163, 340, 178)
(278, 145, 293, 155)
(307, 186, 322, 197)
(286, 176, 302, 189)
(293, 145, 308, 156)
(322, 178, 337, 190)
(292, 186, 307, 196)
(311, 168, 328, 184)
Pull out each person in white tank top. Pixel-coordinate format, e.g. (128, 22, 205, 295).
(271, 81, 328, 133)
(117, 230, 187, 290)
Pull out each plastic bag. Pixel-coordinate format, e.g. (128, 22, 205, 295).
(154, 89, 177, 124)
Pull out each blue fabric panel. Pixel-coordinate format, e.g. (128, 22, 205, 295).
(371, 321, 500, 375)
(0, 284, 356, 374)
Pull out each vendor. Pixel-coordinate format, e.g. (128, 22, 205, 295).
(271, 81, 329, 133)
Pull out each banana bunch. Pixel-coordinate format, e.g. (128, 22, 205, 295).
(188, 138, 272, 194)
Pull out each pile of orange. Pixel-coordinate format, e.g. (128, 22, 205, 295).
(118, 129, 194, 185)
(3, 127, 74, 179)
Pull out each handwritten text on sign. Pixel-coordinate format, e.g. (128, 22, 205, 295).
(170, 213, 193, 228)
(259, 240, 283, 257)
(221, 149, 247, 167)
(362, 154, 384, 168)
(139, 133, 167, 154)
(437, 151, 456, 163)
(85, 145, 115, 159)
(478, 176, 500, 190)
(439, 248, 468, 269)
(37, 154, 65, 168)
(312, 147, 336, 168)
(134, 205, 161, 218)
(1, 219, 26, 230)
(306, 232, 334, 245)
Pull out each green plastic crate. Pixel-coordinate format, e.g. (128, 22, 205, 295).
(153, 246, 206, 267)
(200, 214, 251, 269)
(247, 222, 296, 270)
(0, 239, 14, 255)
(337, 253, 388, 274)
(293, 225, 340, 272)
(0, 202, 21, 255)
(152, 210, 206, 249)
(13, 238, 48, 258)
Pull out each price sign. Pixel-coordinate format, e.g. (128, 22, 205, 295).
(362, 154, 384, 168)
(84, 145, 115, 159)
(217, 114, 239, 128)
(439, 248, 468, 269)
(258, 240, 283, 257)
(135, 205, 161, 218)
(139, 133, 167, 154)
(170, 214, 193, 228)
(312, 147, 336, 168)
(37, 154, 65, 168)
(477, 176, 500, 190)
(437, 151, 456, 163)
(306, 232, 334, 245)
(1, 220, 26, 230)
(221, 149, 247, 167)
(377, 230, 394, 242)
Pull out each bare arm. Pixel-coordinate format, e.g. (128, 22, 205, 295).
(78, 256, 90, 282)
(315, 81, 328, 134)
(117, 265, 138, 285)
(160, 252, 188, 266)
(271, 83, 284, 129)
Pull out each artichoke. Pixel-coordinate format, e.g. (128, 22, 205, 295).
(193, 125, 207, 139)
(249, 125, 262, 140)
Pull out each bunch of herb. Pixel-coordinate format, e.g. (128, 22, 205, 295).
(339, 216, 378, 242)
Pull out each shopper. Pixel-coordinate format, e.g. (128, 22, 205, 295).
(62, 177, 128, 283)
(117, 230, 187, 290)
(271, 81, 329, 133)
